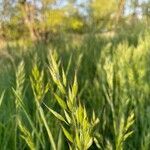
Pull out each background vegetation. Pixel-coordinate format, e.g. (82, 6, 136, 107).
(0, 0, 150, 149)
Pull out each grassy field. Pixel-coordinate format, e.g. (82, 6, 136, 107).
(0, 27, 150, 150)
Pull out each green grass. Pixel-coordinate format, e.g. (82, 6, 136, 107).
(0, 29, 150, 150)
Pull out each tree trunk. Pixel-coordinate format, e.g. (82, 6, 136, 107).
(116, 0, 126, 24)
(19, 0, 38, 41)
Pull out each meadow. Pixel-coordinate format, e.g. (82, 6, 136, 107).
(0, 0, 150, 149)
(0, 26, 150, 150)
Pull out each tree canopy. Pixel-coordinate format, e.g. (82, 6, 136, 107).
(0, 0, 149, 41)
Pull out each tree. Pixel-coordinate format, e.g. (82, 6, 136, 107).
(89, 0, 117, 30)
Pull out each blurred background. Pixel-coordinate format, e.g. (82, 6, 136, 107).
(0, 0, 149, 44)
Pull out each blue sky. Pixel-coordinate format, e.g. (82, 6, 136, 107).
(54, 0, 88, 7)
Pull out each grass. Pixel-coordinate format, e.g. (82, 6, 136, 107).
(0, 28, 150, 150)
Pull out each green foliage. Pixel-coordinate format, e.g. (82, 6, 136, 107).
(47, 52, 99, 150)
(0, 4, 150, 149)
(18, 119, 36, 150)
(0, 91, 5, 107)
(90, 0, 117, 19)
